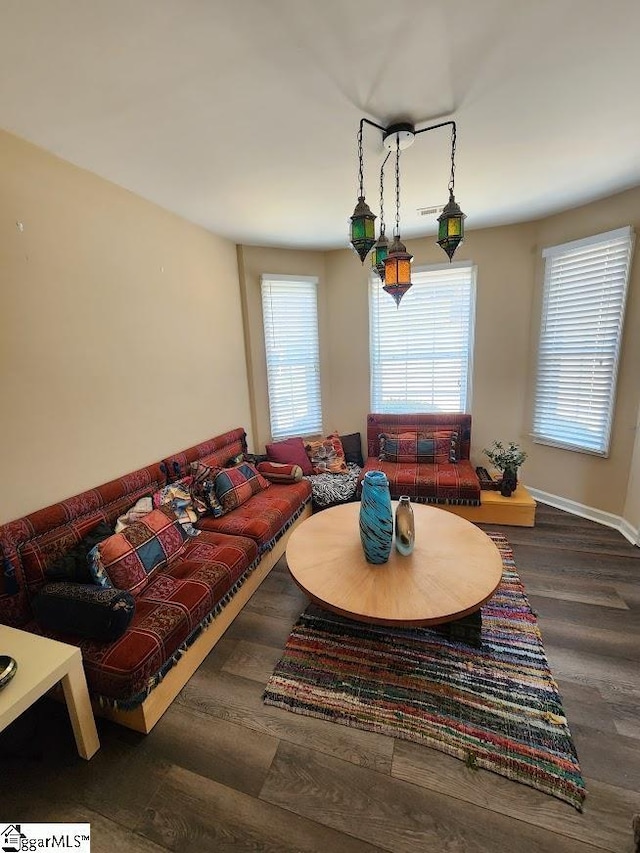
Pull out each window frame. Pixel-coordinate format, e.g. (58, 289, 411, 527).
(532, 226, 635, 456)
(261, 273, 323, 441)
(368, 261, 477, 415)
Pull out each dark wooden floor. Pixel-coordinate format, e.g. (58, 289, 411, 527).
(2, 504, 639, 852)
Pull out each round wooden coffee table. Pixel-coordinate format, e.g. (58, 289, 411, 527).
(286, 502, 503, 629)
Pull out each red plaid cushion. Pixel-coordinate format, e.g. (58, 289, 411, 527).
(89, 505, 187, 596)
(214, 462, 270, 513)
(379, 430, 459, 464)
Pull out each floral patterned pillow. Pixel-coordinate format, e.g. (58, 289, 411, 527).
(304, 433, 348, 474)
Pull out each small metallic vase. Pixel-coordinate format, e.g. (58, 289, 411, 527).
(394, 495, 415, 556)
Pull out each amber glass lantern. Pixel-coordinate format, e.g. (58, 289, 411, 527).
(383, 236, 413, 305)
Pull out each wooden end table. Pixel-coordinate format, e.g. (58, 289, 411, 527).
(286, 502, 503, 644)
(0, 626, 100, 759)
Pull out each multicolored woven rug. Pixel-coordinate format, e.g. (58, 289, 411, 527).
(263, 533, 586, 810)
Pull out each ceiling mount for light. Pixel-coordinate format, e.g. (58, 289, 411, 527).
(382, 122, 416, 152)
(348, 116, 466, 305)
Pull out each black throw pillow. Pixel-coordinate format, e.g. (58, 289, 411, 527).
(33, 582, 135, 642)
(45, 521, 114, 584)
(340, 432, 364, 467)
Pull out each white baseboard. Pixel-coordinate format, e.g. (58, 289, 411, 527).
(527, 487, 639, 547)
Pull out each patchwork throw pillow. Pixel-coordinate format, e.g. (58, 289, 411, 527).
(44, 521, 115, 584)
(379, 430, 459, 464)
(214, 462, 270, 513)
(266, 437, 314, 475)
(304, 433, 348, 474)
(89, 505, 187, 595)
(256, 461, 304, 483)
(33, 582, 136, 642)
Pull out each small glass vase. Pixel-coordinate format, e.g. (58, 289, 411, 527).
(359, 470, 393, 564)
(395, 495, 415, 556)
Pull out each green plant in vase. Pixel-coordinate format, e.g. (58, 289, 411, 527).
(483, 441, 527, 497)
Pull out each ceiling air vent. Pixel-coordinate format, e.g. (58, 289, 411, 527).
(417, 205, 445, 217)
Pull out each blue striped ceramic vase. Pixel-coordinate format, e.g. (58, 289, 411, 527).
(359, 470, 393, 564)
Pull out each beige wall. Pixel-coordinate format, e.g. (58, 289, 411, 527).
(525, 187, 640, 516)
(0, 131, 252, 523)
(236, 245, 327, 451)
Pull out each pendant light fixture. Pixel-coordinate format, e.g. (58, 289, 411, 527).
(349, 122, 376, 262)
(383, 135, 413, 306)
(437, 124, 466, 260)
(347, 117, 466, 303)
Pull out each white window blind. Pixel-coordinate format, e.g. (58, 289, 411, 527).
(533, 226, 634, 455)
(369, 264, 476, 413)
(261, 274, 322, 440)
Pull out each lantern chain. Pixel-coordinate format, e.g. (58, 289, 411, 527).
(394, 135, 401, 238)
(448, 124, 457, 194)
(357, 122, 364, 198)
(379, 151, 390, 235)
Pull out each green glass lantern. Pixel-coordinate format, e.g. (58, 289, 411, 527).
(437, 191, 466, 261)
(350, 196, 376, 263)
(383, 236, 413, 306)
(371, 230, 389, 280)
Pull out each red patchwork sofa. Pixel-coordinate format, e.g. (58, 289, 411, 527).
(359, 413, 481, 506)
(0, 428, 311, 733)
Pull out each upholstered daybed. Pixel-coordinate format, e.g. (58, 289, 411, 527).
(358, 413, 481, 506)
(0, 428, 311, 733)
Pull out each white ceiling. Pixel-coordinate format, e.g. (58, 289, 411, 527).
(2, 0, 640, 250)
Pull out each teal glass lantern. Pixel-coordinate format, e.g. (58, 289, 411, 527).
(371, 231, 389, 280)
(349, 196, 376, 263)
(437, 191, 466, 261)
